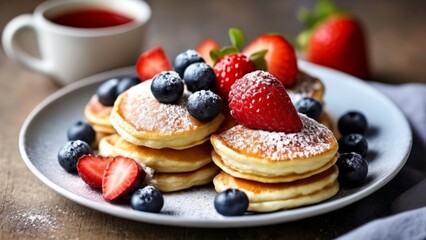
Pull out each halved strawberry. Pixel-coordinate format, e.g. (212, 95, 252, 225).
(196, 38, 220, 66)
(102, 156, 144, 201)
(136, 47, 172, 81)
(243, 34, 298, 88)
(229, 70, 302, 133)
(77, 155, 113, 189)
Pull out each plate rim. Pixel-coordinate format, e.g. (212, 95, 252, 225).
(18, 61, 412, 228)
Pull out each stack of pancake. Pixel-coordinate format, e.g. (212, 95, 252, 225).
(106, 80, 225, 192)
(211, 114, 339, 212)
(84, 95, 117, 146)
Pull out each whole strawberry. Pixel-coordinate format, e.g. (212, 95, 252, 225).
(229, 70, 303, 133)
(213, 53, 256, 101)
(297, 0, 370, 79)
(207, 28, 266, 102)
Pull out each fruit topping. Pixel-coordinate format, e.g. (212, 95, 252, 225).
(338, 111, 368, 135)
(213, 53, 257, 101)
(337, 152, 368, 188)
(183, 62, 216, 92)
(58, 140, 93, 173)
(116, 75, 140, 95)
(173, 49, 205, 78)
(150, 71, 184, 104)
(338, 133, 368, 157)
(77, 155, 113, 189)
(214, 188, 249, 216)
(136, 47, 172, 81)
(196, 38, 220, 66)
(97, 78, 120, 106)
(297, 0, 370, 79)
(186, 90, 222, 122)
(97, 75, 141, 106)
(131, 186, 164, 213)
(67, 120, 96, 146)
(243, 34, 298, 87)
(295, 97, 323, 121)
(102, 156, 145, 201)
(229, 70, 303, 133)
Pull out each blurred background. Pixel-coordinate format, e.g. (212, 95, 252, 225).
(1, 0, 425, 84)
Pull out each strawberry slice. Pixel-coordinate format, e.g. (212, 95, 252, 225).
(196, 38, 220, 66)
(136, 47, 172, 81)
(229, 70, 302, 133)
(102, 156, 144, 201)
(77, 155, 113, 189)
(243, 34, 298, 88)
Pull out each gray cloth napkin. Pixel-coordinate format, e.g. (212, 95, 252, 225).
(338, 82, 426, 240)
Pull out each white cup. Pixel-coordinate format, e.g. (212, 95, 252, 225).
(2, 0, 151, 86)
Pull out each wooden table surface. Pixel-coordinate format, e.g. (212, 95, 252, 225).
(1, 0, 425, 239)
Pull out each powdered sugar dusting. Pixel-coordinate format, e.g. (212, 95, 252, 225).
(119, 81, 202, 135)
(218, 114, 335, 160)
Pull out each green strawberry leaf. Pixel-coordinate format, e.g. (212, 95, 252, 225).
(220, 46, 239, 55)
(210, 49, 223, 64)
(249, 50, 268, 71)
(228, 28, 245, 52)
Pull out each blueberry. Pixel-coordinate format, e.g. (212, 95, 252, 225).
(338, 111, 368, 135)
(295, 97, 323, 121)
(97, 78, 119, 106)
(183, 62, 216, 92)
(131, 186, 164, 213)
(116, 75, 140, 95)
(336, 153, 368, 188)
(338, 133, 369, 157)
(67, 120, 96, 145)
(214, 188, 249, 216)
(187, 90, 222, 122)
(58, 140, 93, 173)
(173, 49, 205, 78)
(151, 71, 184, 103)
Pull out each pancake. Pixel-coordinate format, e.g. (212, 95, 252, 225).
(112, 137, 213, 173)
(288, 71, 325, 104)
(98, 134, 120, 157)
(212, 150, 337, 183)
(110, 80, 225, 149)
(151, 163, 219, 192)
(213, 166, 339, 212)
(210, 114, 338, 178)
(84, 95, 114, 131)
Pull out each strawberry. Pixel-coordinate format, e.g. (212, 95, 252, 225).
(77, 155, 113, 189)
(196, 38, 220, 66)
(306, 15, 369, 79)
(297, 0, 370, 79)
(229, 70, 303, 133)
(243, 34, 299, 88)
(213, 53, 257, 101)
(136, 47, 172, 81)
(102, 156, 144, 201)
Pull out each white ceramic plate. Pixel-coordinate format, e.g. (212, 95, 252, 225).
(19, 61, 412, 228)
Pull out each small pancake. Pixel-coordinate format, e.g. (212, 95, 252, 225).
(151, 163, 219, 192)
(212, 150, 338, 183)
(84, 95, 113, 129)
(110, 80, 225, 149)
(98, 134, 120, 157)
(288, 71, 325, 104)
(213, 166, 339, 212)
(112, 137, 213, 173)
(210, 114, 338, 177)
